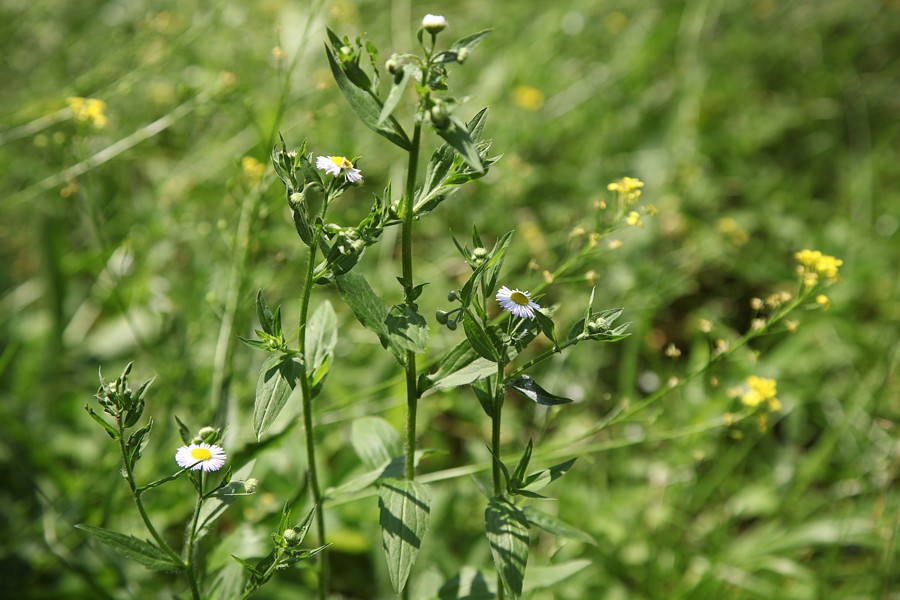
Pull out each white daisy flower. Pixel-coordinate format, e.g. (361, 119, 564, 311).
(175, 443, 227, 472)
(316, 155, 363, 183)
(496, 285, 541, 319)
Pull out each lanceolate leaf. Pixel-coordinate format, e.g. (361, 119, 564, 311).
(75, 524, 180, 572)
(437, 566, 495, 599)
(305, 300, 338, 385)
(335, 272, 405, 365)
(505, 374, 573, 406)
(378, 64, 416, 125)
(351, 417, 402, 470)
(436, 115, 483, 173)
(421, 340, 497, 394)
(462, 312, 500, 362)
(379, 479, 432, 594)
(522, 506, 597, 546)
(385, 303, 430, 354)
(484, 497, 529, 599)
(253, 354, 302, 440)
(325, 44, 411, 150)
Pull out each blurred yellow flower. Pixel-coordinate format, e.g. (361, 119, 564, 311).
(815, 294, 831, 310)
(67, 96, 108, 129)
(626, 211, 643, 227)
(795, 249, 843, 283)
(242, 156, 266, 182)
(512, 85, 544, 111)
(608, 176, 644, 195)
(741, 375, 778, 409)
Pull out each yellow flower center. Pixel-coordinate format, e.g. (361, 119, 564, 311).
(190, 448, 212, 461)
(330, 156, 352, 169)
(510, 291, 529, 306)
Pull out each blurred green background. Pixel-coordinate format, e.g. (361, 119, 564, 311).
(1, 0, 898, 598)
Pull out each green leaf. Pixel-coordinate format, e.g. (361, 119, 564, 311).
(351, 417, 402, 470)
(385, 303, 430, 354)
(521, 458, 577, 494)
(197, 461, 256, 538)
(532, 310, 557, 346)
(325, 44, 411, 150)
(522, 559, 592, 594)
(255, 290, 276, 336)
(253, 354, 302, 440)
(379, 478, 432, 594)
(335, 272, 405, 365)
(421, 340, 496, 394)
(75, 524, 179, 572)
(522, 506, 597, 546)
(450, 29, 492, 55)
(566, 307, 631, 344)
(462, 312, 500, 362)
(174, 414, 191, 444)
(378, 64, 415, 125)
(126, 418, 153, 470)
(305, 300, 337, 377)
(84, 405, 118, 439)
(438, 566, 495, 599)
(484, 497, 529, 599)
(510, 439, 534, 487)
(505, 374, 572, 406)
(435, 115, 483, 173)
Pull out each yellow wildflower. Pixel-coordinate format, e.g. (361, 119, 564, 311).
(512, 85, 545, 111)
(741, 375, 778, 408)
(815, 294, 831, 310)
(795, 249, 843, 283)
(67, 97, 108, 129)
(607, 177, 644, 205)
(241, 156, 266, 182)
(626, 211, 643, 227)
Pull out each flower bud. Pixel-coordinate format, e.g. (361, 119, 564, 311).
(435, 310, 449, 325)
(447, 290, 459, 302)
(289, 192, 304, 206)
(282, 528, 300, 545)
(197, 426, 218, 442)
(385, 54, 400, 75)
(429, 101, 451, 129)
(456, 48, 469, 64)
(422, 14, 447, 33)
(243, 478, 258, 493)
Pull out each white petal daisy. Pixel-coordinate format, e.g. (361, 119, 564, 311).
(496, 285, 541, 319)
(316, 155, 363, 183)
(175, 443, 227, 472)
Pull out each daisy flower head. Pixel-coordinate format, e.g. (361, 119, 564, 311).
(316, 155, 362, 184)
(496, 286, 541, 320)
(175, 443, 227, 472)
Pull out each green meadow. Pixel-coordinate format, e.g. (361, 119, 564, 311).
(1, 1, 898, 598)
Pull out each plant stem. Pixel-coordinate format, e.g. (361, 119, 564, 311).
(116, 419, 199, 600)
(297, 222, 328, 600)
(401, 122, 423, 482)
(491, 360, 506, 600)
(184, 473, 205, 598)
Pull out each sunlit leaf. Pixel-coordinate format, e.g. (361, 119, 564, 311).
(379, 479, 432, 593)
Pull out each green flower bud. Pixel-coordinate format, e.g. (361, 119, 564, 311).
(282, 528, 300, 545)
(422, 14, 447, 34)
(429, 101, 451, 129)
(456, 48, 469, 64)
(385, 54, 400, 75)
(435, 310, 449, 325)
(447, 290, 459, 302)
(197, 426, 218, 442)
(243, 478, 258, 493)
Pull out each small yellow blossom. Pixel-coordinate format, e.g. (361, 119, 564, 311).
(698, 318, 713, 333)
(60, 178, 79, 198)
(542, 270, 554, 283)
(750, 297, 763, 311)
(569, 226, 586, 239)
(785, 319, 799, 333)
(512, 85, 545, 111)
(67, 97, 108, 129)
(608, 177, 644, 205)
(750, 318, 766, 331)
(795, 249, 843, 283)
(626, 211, 643, 227)
(608, 239, 623, 249)
(741, 375, 778, 408)
(585, 270, 597, 285)
(767, 397, 782, 412)
(645, 204, 659, 217)
(587, 232, 600, 248)
(757, 412, 769, 432)
(241, 156, 266, 182)
(714, 339, 728, 354)
(664, 343, 681, 358)
(815, 294, 831, 310)
(594, 199, 607, 210)
(272, 46, 285, 60)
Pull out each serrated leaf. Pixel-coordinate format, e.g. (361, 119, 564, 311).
(505, 374, 572, 406)
(84, 405, 118, 439)
(335, 271, 405, 365)
(484, 497, 529, 599)
(421, 341, 497, 395)
(435, 115, 483, 173)
(385, 303, 430, 354)
(378, 64, 415, 125)
(351, 417, 402, 470)
(253, 354, 302, 440)
(522, 506, 597, 546)
(438, 566, 495, 599)
(75, 524, 179, 572)
(325, 44, 411, 150)
(462, 312, 500, 362)
(379, 479, 432, 593)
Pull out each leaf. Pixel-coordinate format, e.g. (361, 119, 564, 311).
(174, 414, 192, 444)
(253, 354, 302, 440)
(335, 271, 405, 365)
(462, 311, 500, 362)
(325, 44, 411, 150)
(450, 29, 492, 55)
(438, 566, 495, 600)
(305, 300, 337, 378)
(532, 310, 557, 346)
(566, 307, 630, 344)
(351, 417, 402, 470)
(435, 115, 483, 173)
(255, 290, 276, 336)
(505, 374, 573, 406)
(378, 64, 415, 125)
(510, 439, 534, 487)
(75, 524, 180, 572)
(84, 405, 118, 439)
(125, 418, 153, 470)
(379, 478, 432, 594)
(521, 458, 577, 494)
(522, 506, 597, 546)
(421, 340, 497, 395)
(522, 559, 592, 594)
(385, 303, 430, 354)
(197, 461, 256, 538)
(484, 497, 529, 599)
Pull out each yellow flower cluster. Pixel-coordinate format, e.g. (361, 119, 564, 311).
(241, 156, 266, 182)
(795, 249, 842, 286)
(607, 176, 644, 204)
(67, 97, 108, 129)
(740, 375, 781, 412)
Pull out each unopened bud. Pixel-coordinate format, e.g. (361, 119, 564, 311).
(447, 290, 459, 302)
(385, 54, 400, 75)
(282, 528, 300, 545)
(430, 101, 451, 129)
(197, 426, 217, 441)
(456, 48, 469, 64)
(244, 478, 258, 493)
(422, 14, 447, 33)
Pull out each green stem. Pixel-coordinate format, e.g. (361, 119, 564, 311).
(297, 222, 328, 600)
(491, 360, 506, 600)
(184, 473, 205, 596)
(401, 122, 423, 482)
(117, 419, 199, 600)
